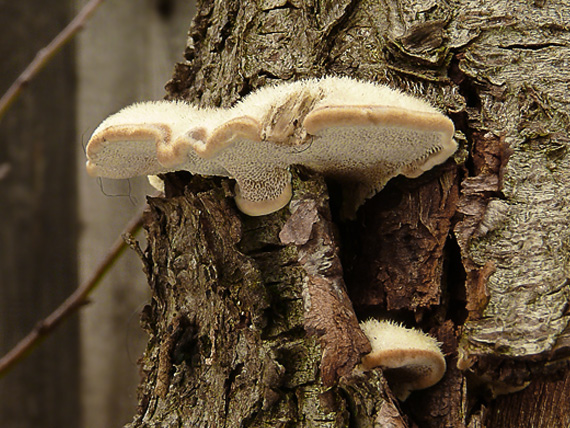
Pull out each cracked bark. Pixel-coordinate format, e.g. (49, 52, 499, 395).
(125, 0, 570, 426)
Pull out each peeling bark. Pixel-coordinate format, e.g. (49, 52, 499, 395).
(452, 3, 570, 392)
(279, 172, 371, 387)
(344, 161, 459, 315)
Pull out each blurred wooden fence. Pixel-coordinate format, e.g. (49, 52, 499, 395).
(0, 1, 195, 426)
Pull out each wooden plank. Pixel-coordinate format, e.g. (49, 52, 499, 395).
(0, 2, 79, 427)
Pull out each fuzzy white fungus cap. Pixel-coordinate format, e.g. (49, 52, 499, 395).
(86, 76, 457, 216)
(359, 319, 446, 401)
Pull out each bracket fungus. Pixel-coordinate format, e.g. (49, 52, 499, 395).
(359, 319, 446, 401)
(86, 76, 456, 216)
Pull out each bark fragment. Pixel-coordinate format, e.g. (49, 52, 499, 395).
(280, 172, 371, 387)
(345, 161, 459, 315)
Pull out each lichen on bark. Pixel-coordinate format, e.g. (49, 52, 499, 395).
(451, 1, 570, 382)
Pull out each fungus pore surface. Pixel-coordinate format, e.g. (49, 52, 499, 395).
(86, 76, 457, 216)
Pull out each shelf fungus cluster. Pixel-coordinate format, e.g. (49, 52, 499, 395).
(86, 76, 456, 216)
(359, 319, 446, 400)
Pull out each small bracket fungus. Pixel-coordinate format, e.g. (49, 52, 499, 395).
(359, 319, 446, 401)
(86, 76, 456, 216)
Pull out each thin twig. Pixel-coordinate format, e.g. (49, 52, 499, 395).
(0, 210, 145, 378)
(0, 0, 105, 119)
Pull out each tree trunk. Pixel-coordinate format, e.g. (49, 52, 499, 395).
(126, 0, 570, 426)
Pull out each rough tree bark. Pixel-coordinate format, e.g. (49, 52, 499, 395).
(125, 0, 570, 427)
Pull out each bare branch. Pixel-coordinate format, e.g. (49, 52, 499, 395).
(0, 209, 144, 378)
(0, 0, 104, 119)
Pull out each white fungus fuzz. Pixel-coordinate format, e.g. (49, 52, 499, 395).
(359, 319, 446, 401)
(86, 76, 457, 216)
